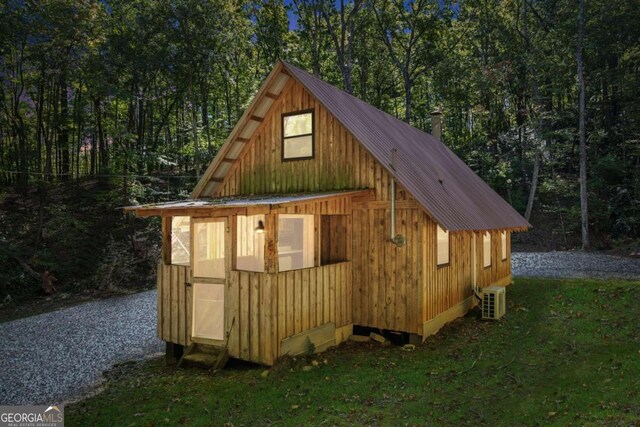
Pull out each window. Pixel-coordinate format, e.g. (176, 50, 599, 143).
(320, 215, 348, 265)
(501, 231, 507, 260)
(171, 216, 190, 266)
(437, 225, 449, 266)
(278, 214, 314, 271)
(282, 110, 313, 160)
(236, 215, 265, 272)
(193, 220, 226, 278)
(483, 232, 491, 268)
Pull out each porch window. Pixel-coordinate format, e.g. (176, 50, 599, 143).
(282, 110, 313, 160)
(170, 216, 190, 266)
(501, 231, 507, 260)
(483, 232, 491, 268)
(278, 214, 314, 271)
(236, 215, 265, 272)
(437, 225, 449, 266)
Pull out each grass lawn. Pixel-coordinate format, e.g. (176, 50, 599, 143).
(67, 278, 640, 426)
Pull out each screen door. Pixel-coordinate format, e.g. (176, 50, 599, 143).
(191, 218, 226, 341)
(192, 282, 225, 340)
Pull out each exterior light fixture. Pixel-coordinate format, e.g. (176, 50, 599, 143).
(255, 220, 265, 234)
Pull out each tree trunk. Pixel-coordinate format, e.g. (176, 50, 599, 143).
(577, 0, 589, 249)
(59, 74, 70, 180)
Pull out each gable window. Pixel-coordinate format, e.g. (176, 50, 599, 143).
(501, 231, 507, 260)
(170, 216, 190, 266)
(437, 225, 449, 266)
(236, 215, 265, 272)
(278, 214, 315, 271)
(483, 232, 492, 268)
(282, 110, 314, 160)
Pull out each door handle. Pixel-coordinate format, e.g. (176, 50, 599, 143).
(185, 282, 192, 288)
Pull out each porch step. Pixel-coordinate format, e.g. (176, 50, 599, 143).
(179, 344, 229, 370)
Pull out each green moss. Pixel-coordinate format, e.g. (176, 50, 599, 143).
(67, 278, 640, 426)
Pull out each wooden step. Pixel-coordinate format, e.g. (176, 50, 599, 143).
(178, 344, 229, 370)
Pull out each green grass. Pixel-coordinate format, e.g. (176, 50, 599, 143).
(67, 278, 640, 426)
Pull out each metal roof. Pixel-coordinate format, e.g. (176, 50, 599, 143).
(191, 60, 530, 231)
(125, 190, 368, 216)
(281, 62, 530, 231)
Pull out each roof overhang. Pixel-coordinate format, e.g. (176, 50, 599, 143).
(124, 189, 374, 218)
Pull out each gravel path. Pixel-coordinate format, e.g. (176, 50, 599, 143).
(0, 290, 162, 405)
(512, 251, 640, 281)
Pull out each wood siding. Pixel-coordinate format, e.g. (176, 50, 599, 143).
(215, 79, 411, 204)
(226, 262, 352, 365)
(157, 263, 191, 346)
(475, 230, 511, 288)
(352, 207, 423, 334)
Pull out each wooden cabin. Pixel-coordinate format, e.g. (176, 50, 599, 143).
(127, 61, 530, 366)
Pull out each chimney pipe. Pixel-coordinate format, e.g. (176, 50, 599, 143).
(431, 109, 443, 140)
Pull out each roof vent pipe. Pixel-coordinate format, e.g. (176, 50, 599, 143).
(431, 109, 443, 140)
(389, 149, 406, 247)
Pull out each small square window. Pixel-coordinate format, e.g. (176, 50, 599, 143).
(282, 111, 313, 160)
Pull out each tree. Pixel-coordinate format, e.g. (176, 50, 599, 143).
(577, 0, 589, 248)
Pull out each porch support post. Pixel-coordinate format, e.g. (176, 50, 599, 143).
(162, 216, 172, 265)
(265, 213, 278, 273)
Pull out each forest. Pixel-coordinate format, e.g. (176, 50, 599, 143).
(0, 0, 638, 304)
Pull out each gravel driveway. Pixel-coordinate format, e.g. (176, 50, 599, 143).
(512, 251, 640, 281)
(1, 251, 638, 406)
(0, 290, 162, 405)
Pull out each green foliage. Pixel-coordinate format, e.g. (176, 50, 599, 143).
(66, 278, 640, 425)
(1, 0, 639, 250)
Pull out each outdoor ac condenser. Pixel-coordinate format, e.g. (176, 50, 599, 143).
(481, 286, 506, 320)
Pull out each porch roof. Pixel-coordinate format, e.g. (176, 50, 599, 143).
(124, 189, 372, 217)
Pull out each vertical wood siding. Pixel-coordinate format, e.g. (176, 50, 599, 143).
(157, 263, 191, 346)
(225, 262, 352, 365)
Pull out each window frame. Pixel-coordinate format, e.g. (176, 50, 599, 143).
(483, 232, 492, 268)
(281, 108, 315, 161)
(436, 225, 450, 268)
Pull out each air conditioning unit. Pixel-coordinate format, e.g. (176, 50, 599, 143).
(481, 286, 506, 320)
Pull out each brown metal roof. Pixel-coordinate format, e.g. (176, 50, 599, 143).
(282, 61, 530, 232)
(125, 190, 371, 217)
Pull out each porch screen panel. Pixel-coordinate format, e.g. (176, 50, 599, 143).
(171, 216, 190, 266)
(194, 221, 225, 278)
(236, 215, 265, 272)
(192, 282, 224, 341)
(278, 214, 314, 271)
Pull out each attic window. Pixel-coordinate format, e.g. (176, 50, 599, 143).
(282, 110, 314, 160)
